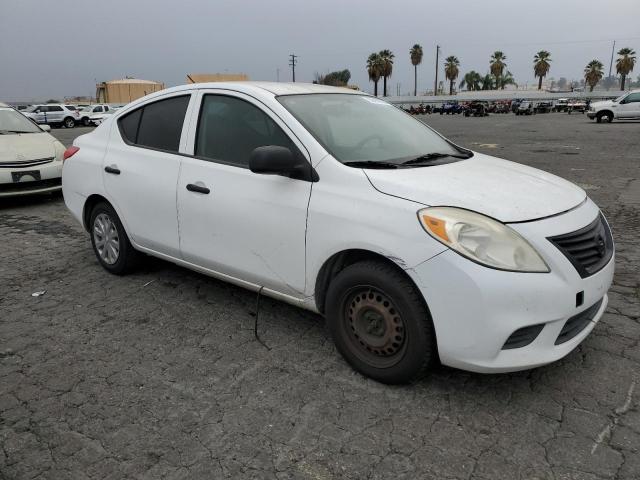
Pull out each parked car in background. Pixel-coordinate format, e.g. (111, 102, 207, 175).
(0, 104, 65, 196)
(464, 101, 489, 117)
(88, 109, 115, 126)
(516, 101, 534, 115)
(567, 99, 587, 114)
(78, 104, 112, 126)
(493, 102, 511, 114)
(587, 90, 640, 123)
(534, 102, 553, 114)
(63, 82, 614, 384)
(554, 99, 570, 112)
(22, 104, 80, 128)
(439, 101, 463, 115)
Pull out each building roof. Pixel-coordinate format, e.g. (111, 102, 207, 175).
(102, 78, 163, 85)
(187, 73, 248, 83)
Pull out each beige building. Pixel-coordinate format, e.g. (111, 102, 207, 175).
(186, 73, 248, 83)
(96, 78, 165, 103)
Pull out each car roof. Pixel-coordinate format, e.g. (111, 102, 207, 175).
(163, 81, 363, 97)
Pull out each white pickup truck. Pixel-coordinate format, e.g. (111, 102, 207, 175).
(587, 90, 640, 123)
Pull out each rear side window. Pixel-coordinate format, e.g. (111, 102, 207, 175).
(48, 106, 63, 112)
(117, 95, 190, 153)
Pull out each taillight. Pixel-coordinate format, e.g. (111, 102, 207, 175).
(63, 146, 80, 161)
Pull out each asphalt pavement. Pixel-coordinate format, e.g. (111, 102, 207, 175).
(1, 113, 639, 479)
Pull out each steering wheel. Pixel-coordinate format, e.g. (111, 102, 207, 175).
(355, 134, 383, 150)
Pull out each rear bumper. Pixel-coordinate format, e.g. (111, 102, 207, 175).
(409, 198, 614, 373)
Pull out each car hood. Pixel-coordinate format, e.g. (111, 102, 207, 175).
(0, 133, 57, 163)
(364, 153, 587, 223)
(592, 100, 614, 108)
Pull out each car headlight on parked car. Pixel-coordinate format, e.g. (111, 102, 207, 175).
(418, 207, 550, 273)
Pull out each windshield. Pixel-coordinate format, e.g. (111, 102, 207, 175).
(278, 94, 468, 164)
(614, 94, 627, 103)
(0, 109, 42, 134)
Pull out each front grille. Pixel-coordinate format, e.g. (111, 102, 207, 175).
(0, 157, 55, 168)
(555, 298, 603, 345)
(0, 177, 61, 194)
(548, 214, 613, 278)
(502, 323, 545, 349)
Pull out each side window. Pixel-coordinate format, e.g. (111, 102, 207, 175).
(626, 93, 640, 103)
(49, 106, 63, 112)
(117, 95, 190, 153)
(94, 106, 103, 113)
(195, 94, 298, 167)
(37, 106, 47, 112)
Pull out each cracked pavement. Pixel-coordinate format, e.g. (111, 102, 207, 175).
(1, 114, 639, 479)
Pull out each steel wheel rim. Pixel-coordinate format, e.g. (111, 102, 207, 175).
(343, 286, 407, 368)
(93, 213, 120, 265)
(65, 118, 74, 128)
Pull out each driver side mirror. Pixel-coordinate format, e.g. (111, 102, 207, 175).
(249, 146, 318, 182)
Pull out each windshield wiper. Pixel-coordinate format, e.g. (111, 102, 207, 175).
(401, 152, 469, 166)
(343, 160, 399, 169)
(0, 130, 34, 134)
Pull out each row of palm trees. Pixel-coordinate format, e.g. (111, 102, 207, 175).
(366, 46, 636, 95)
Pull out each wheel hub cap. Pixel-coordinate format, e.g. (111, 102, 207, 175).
(347, 289, 405, 357)
(93, 213, 120, 265)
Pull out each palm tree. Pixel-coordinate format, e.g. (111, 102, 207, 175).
(497, 71, 517, 90)
(444, 56, 460, 95)
(490, 51, 507, 89)
(367, 53, 384, 96)
(584, 60, 604, 92)
(616, 47, 636, 90)
(533, 50, 552, 90)
(480, 73, 494, 90)
(379, 49, 394, 96)
(410, 44, 423, 96)
(459, 71, 482, 91)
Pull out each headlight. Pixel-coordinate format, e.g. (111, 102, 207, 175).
(418, 207, 550, 273)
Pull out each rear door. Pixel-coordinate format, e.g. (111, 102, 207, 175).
(47, 105, 64, 123)
(176, 90, 312, 295)
(103, 93, 194, 257)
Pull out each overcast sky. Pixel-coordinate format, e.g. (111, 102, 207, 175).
(1, 0, 639, 101)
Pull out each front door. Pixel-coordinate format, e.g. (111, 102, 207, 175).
(102, 93, 192, 257)
(618, 92, 640, 118)
(177, 92, 312, 296)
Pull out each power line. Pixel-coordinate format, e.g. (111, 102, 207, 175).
(289, 54, 298, 82)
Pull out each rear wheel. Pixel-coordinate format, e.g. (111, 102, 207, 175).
(63, 117, 75, 128)
(325, 261, 437, 384)
(89, 202, 139, 275)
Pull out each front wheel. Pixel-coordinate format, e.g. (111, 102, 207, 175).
(89, 202, 139, 275)
(325, 261, 437, 384)
(596, 111, 613, 123)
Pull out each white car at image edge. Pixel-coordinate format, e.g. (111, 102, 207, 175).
(0, 105, 66, 196)
(61, 82, 614, 384)
(587, 89, 640, 122)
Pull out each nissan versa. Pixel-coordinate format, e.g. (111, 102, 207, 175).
(62, 83, 614, 384)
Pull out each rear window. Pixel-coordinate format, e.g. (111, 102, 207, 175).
(65, 106, 77, 111)
(117, 95, 190, 153)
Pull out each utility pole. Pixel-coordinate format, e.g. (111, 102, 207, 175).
(433, 45, 440, 95)
(608, 40, 616, 78)
(289, 54, 298, 82)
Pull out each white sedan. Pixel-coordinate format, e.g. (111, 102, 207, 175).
(0, 105, 66, 196)
(62, 83, 614, 384)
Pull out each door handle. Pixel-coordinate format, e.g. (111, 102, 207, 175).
(104, 165, 121, 175)
(186, 183, 210, 194)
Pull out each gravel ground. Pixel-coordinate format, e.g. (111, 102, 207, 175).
(1, 113, 639, 480)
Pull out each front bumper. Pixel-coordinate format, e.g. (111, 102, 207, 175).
(587, 112, 597, 119)
(410, 198, 614, 373)
(0, 160, 63, 197)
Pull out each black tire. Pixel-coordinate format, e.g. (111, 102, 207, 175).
(325, 260, 437, 384)
(89, 202, 139, 275)
(596, 111, 613, 123)
(82, 117, 91, 127)
(63, 117, 75, 128)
